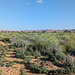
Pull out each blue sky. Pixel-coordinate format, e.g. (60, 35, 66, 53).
(0, 0, 75, 30)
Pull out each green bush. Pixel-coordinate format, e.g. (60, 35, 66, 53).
(1, 37, 9, 42)
(20, 68, 26, 75)
(25, 51, 31, 55)
(55, 51, 66, 61)
(13, 60, 19, 63)
(48, 52, 58, 62)
(21, 57, 32, 64)
(63, 56, 75, 73)
(6, 61, 14, 67)
(0, 62, 4, 67)
(15, 49, 26, 59)
(30, 64, 49, 74)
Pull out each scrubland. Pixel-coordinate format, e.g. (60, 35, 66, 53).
(0, 32, 75, 75)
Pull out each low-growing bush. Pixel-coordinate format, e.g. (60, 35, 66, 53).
(25, 51, 31, 55)
(20, 68, 27, 75)
(21, 57, 32, 64)
(15, 49, 26, 59)
(13, 60, 19, 63)
(0, 62, 4, 67)
(30, 64, 49, 74)
(48, 52, 58, 62)
(1, 37, 10, 42)
(6, 61, 14, 67)
(63, 56, 75, 73)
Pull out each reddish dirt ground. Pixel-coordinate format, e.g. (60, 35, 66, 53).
(0, 51, 46, 75)
(0, 50, 75, 75)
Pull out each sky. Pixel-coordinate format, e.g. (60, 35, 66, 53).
(0, 0, 75, 30)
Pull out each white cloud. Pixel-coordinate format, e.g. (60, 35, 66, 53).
(25, 3, 30, 5)
(36, 0, 43, 3)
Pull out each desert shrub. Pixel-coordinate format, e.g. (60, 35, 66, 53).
(55, 68, 65, 74)
(11, 39, 26, 48)
(10, 36, 31, 49)
(29, 64, 39, 73)
(48, 48, 66, 62)
(0, 62, 4, 67)
(33, 51, 41, 59)
(6, 61, 14, 67)
(64, 40, 75, 56)
(21, 57, 32, 64)
(20, 52, 26, 59)
(0, 45, 7, 56)
(35, 55, 38, 59)
(58, 56, 75, 74)
(54, 56, 75, 74)
(48, 70, 57, 74)
(53, 61, 63, 67)
(20, 68, 26, 75)
(59, 40, 65, 45)
(39, 66, 49, 74)
(15, 53, 20, 58)
(25, 51, 31, 55)
(0, 58, 9, 62)
(13, 60, 19, 63)
(48, 52, 58, 62)
(15, 49, 26, 59)
(70, 50, 75, 56)
(54, 51, 66, 61)
(1, 37, 10, 42)
(30, 64, 49, 74)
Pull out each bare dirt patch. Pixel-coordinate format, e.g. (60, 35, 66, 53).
(1, 50, 47, 75)
(30, 56, 59, 70)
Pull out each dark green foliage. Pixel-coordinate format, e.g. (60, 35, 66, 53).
(1, 37, 10, 42)
(20, 68, 26, 75)
(21, 57, 32, 64)
(64, 40, 75, 56)
(63, 57, 75, 73)
(34, 51, 41, 58)
(0, 62, 4, 67)
(15, 49, 26, 59)
(6, 61, 14, 67)
(48, 52, 57, 62)
(25, 51, 31, 55)
(13, 60, 19, 63)
(30, 64, 49, 74)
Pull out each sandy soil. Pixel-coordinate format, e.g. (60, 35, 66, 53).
(30, 56, 59, 70)
(0, 41, 10, 46)
(0, 41, 6, 46)
(0, 51, 46, 75)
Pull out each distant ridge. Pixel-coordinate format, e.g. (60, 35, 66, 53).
(0, 29, 75, 33)
(71, 29, 75, 31)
